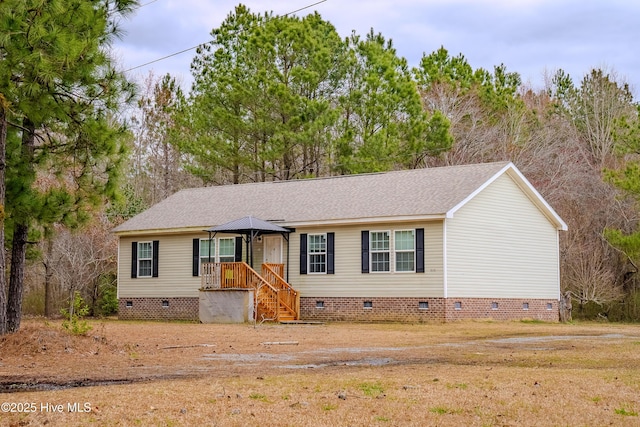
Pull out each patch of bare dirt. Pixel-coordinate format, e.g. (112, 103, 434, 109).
(1, 319, 640, 426)
(0, 318, 637, 391)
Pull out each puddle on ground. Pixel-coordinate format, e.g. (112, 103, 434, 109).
(487, 334, 626, 344)
(201, 353, 295, 362)
(5, 334, 634, 392)
(280, 357, 394, 369)
(0, 379, 134, 393)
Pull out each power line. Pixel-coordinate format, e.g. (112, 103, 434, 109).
(138, 0, 161, 7)
(124, 0, 328, 73)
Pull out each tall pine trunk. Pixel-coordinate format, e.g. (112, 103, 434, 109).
(44, 236, 54, 317)
(0, 103, 7, 335)
(7, 223, 28, 332)
(6, 119, 35, 333)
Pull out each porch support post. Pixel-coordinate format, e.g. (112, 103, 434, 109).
(208, 231, 217, 262)
(283, 232, 290, 282)
(245, 235, 249, 265)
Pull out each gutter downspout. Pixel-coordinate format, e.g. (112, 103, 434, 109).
(443, 218, 448, 300)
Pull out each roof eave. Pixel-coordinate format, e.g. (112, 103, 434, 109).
(281, 214, 447, 228)
(445, 162, 568, 231)
(113, 226, 223, 237)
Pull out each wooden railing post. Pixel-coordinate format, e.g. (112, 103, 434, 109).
(202, 262, 297, 322)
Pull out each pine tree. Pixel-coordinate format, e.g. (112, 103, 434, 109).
(0, 0, 137, 334)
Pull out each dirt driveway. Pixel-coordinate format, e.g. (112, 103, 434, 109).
(1, 319, 639, 426)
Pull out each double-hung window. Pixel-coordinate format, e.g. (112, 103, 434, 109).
(218, 238, 235, 262)
(362, 229, 423, 274)
(394, 230, 415, 272)
(370, 231, 390, 272)
(137, 241, 153, 277)
(199, 239, 215, 275)
(308, 234, 327, 273)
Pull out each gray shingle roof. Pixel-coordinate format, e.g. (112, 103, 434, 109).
(113, 161, 538, 234)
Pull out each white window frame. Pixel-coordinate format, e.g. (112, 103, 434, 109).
(199, 238, 215, 276)
(308, 233, 327, 274)
(394, 229, 415, 273)
(370, 230, 391, 273)
(218, 237, 235, 263)
(138, 241, 153, 278)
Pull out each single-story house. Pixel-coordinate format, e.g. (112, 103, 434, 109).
(112, 161, 567, 322)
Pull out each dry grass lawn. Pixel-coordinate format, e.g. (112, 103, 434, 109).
(1, 318, 640, 426)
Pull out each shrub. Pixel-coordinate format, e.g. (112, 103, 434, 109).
(60, 291, 93, 335)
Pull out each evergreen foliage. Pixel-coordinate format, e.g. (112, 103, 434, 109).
(0, 0, 137, 334)
(4, 3, 640, 324)
(176, 5, 454, 182)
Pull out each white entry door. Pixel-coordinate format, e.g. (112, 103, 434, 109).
(263, 235, 283, 264)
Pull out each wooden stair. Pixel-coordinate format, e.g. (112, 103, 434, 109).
(201, 261, 299, 322)
(258, 263, 300, 322)
(277, 302, 297, 321)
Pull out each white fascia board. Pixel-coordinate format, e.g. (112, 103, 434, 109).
(445, 162, 512, 219)
(506, 166, 568, 231)
(113, 227, 212, 237)
(445, 162, 568, 231)
(113, 216, 447, 236)
(281, 214, 446, 228)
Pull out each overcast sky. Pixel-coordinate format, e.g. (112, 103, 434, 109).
(112, 0, 640, 95)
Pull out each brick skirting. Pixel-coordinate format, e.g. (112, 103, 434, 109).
(444, 298, 559, 322)
(301, 297, 559, 322)
(118, 296, 559, 322)
(118, 297, 199, 321)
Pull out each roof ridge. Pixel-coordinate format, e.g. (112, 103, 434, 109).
(113, 161, 527, 234)
(173, 161, 513, 194)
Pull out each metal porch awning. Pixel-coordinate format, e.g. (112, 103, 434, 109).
(204, 216, 293, 274)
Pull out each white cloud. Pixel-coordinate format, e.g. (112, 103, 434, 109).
(114, 0, 640, 95)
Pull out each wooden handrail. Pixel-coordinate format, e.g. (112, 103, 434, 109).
(262, 263, 299, 320)
(263, 262, 284, 278)
(201, 262, 298, 321)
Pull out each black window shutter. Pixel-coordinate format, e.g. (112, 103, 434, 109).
(235, 236, 243, 262)
(361, 230, 369, 273)
(416, 228, 425, 273)
(299, 234, 307, 275)
(192, 238, 200, 276)
(152, 240, 159, 277)
(131, 241, 138, 278)
(327, 232, 335, 274)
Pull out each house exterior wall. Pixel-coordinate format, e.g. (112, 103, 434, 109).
(446, 174, 560, 300)
(443, 298, 558, 321)
(116, 172, 562, 322)
(118, 297, 199, 320)
(118, 232, 243, 299)
(288, 221, 445, 298)
(299, 297, 558, 322)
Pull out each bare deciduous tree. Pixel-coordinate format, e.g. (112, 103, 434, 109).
(47, 217, 117, 316)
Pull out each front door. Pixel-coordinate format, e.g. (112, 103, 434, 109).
(263, 235, 283, 264)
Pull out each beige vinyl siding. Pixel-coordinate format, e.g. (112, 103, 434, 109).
(446, 174, 559, 299)
(118, 233, 240, 298)
(288, 221, 444, 298)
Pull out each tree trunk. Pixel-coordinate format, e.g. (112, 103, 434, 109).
(6, 118, 35, 333)
(7, 223, 28, 332)
(44, 237, 54, 317)
(0, 106, 7, 335)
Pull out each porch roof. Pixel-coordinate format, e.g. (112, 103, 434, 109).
(205, 216, 291, 235)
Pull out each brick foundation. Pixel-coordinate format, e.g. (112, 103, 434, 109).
(118, 296, 559, 323)
(118, 297, 199, 321)
(301, 297, 559, 323)
(444, 298, 559, 322)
